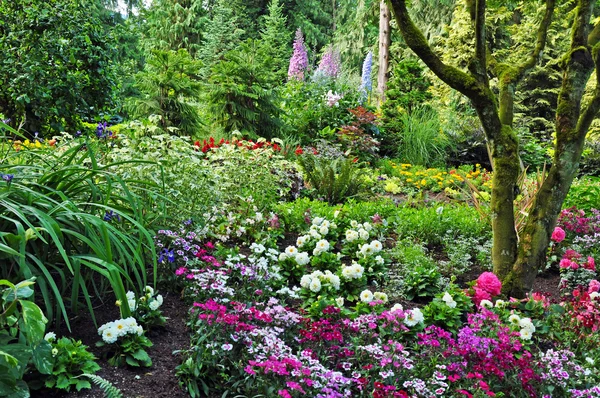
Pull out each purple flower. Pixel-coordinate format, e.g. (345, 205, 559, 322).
(317, 46, 341, 79)
(288, 29, 309, 81)
(75, 130, 82, 137)
(103, 210, 120, 222)
(1, 174, 14, 183)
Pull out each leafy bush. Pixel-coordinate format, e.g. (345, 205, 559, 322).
(0, 278, 53, 397)
(564, 176, 600, 211)
(298, 155, 369, 204)
(0, 140, 156, 327)
(44, 335, 100, 392)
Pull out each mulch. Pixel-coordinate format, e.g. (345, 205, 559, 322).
(31, 292, 190, 398)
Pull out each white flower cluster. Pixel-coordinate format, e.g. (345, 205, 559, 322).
(345, 221, 373, 242)
(357, 240, 383, 257)
(306, 218, 337, 241)
(341, 262, 364, 280)
(403, 308, 425, 327)
(98, 317, 143, 344)
(125, 286, 163, 312)
(44, 332, 57, 343)
(300, 270, 341, 293)
(508, 314, 536, 340)
(313, 239, 330, 256)
(359, 289, 388, 303)
(279, 246, 310, 265)
(442, 292, 457, 308)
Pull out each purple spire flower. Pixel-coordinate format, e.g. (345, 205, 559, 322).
(360, 51, 373, 98)
(288, 29, 309, 81)
(317, 46, 340, 79)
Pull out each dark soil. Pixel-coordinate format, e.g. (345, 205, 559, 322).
(32, 292, 190, 398)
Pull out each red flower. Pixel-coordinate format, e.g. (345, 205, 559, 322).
(295, 147, 304, 155)
(374, 381, 384, 389)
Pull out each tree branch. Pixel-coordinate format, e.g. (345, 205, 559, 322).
(473, 0, 488, 84)
(512, 0, 556, 81)
(576, 44, 600, 137)
(387, 0, 488, 102)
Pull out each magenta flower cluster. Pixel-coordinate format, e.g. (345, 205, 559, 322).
(288, 29, 309, 81)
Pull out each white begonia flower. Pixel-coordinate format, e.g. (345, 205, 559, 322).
(44, 332, 57, 342)
(312, 217, 324, 226)
(295, 252, 310, 266)
(300, 275, 312, 288)
(519, 317, 535, 332)
(359, 243, 374, 256)
(508, 314, 521, 326)
(319, 225, 329, 235)
(278, 252, 288, 261)
(145, 286, 154, 296)
(390, 303, 404, 312)
(250, 243, 265, 254)
(404, 308, 424, 326)
(136, 326, 144, 336)
(346, 229, 359, 242)
(363, 222, 372, 231)
(358, 229, 369, 240)
(495, 299, 507, 308)
(375, 255, 384, 265)
(333, 210, 340, 218)
(321, 220, 330, 228)
(374, 292, 388, 303)
(360, 289, 374, 303)
(370, 240, 383, 252)
(310, 229, 322, 240)
(285, 246, 298, 256)
(156, 294, 163, 306)
(352, 263, 365, 278)
(314, 239, 330, 253)
(309, 278, 322, 293)
(328, 274, 341, 290)
(586, 357, 595, 365)
(255, 212, 263, 222)
(296, 235, 306, 247)
(442, 292, 457, 308)
(519, 328, 533, 340)
(335, 297, 344, 307)
(480, 300, 493, 309)
(149, 300, 160, 311)
(350, 220, 359, 228)
(128, 299, 137, 311)
(114, 319, 129, 337)
(126, 291, 135, 300)
(102, 327, 118, 344)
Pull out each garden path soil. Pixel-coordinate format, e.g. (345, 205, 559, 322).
(32, 292, 189, 398)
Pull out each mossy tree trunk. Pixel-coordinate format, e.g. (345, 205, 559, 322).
(388, 0, 600, 298)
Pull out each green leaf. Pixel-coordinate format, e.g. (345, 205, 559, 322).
(131, 349, 151, 363)
(75, 379, 91, 391)
(32, 340, 53, 375)
(56, 374, 70, 389)
(0, 350, 18, 368)
(19, 301, 47, 343)
(125, 355, 139, 367)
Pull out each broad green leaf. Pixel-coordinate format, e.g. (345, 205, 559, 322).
(19, 301, 47, 343)
(32, 340, 53, 375)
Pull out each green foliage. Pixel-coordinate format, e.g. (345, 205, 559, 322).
(103, 128, 217, 226)
(563, 176, 600, 211)
(0, 278, 52, 398)
(392, 204, 491, 245)
(422, 285, 473, 333)
(394, 107, 450, 167)
(82, 374, 124, 398)
(260, 0, 292, 82)
(0, 141, 157, 328)
(383, 59, 433, 114)
(0, 0, 118, 134)
(399, 261, 443, 301)
(280, 79, 361, 143)
(298, 155, 369, 204)
(281, 0, 334, 49)
(141, 0, 207, 57)
(205, 40, 283, 139)
(44, 336, 100, 392)
(197, 0, 245, 77)
(128, 49, 202, 135)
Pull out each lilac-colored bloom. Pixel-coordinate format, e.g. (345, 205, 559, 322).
(1, 174, 14, 183)
(317, 47, 340, 79)
(288, 29, 309, 81)
(360, 51, 373, 100)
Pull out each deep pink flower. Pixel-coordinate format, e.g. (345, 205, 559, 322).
(588, 279, 600, 293)
(476, 272, 502, 296)
(551, 226, 566, 243)
(278, 389, 291, 398)
(473, 287, 492, 306)
(559, 258, 573, 269)
(586, 256, 596, 271)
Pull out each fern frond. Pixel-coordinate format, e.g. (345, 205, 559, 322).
(81, 374, 124, 398)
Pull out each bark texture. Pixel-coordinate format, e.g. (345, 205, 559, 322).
(377, 0, 391, 104)
(387, 0, 600, 298)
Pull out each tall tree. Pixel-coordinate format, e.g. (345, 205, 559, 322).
(0, 0, 118, 134)
(388, 0, 600, 297)
(260, 0, 292, 83)
(377, 0, 391, 103)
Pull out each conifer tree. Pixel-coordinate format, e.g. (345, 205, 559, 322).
(260, 0, 292, 83)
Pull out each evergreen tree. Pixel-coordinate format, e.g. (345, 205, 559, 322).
(260, 0, 292, 83)
(128, 49, 202, 135)
(206, 40, 283, 139)
(197, 0, 244, 77)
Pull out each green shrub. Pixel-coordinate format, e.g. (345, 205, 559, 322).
(563, 176, 600, 211)
(395, 107, 450, 167)
(44, 336, 100, 392)
(298, 155, 369, 204)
